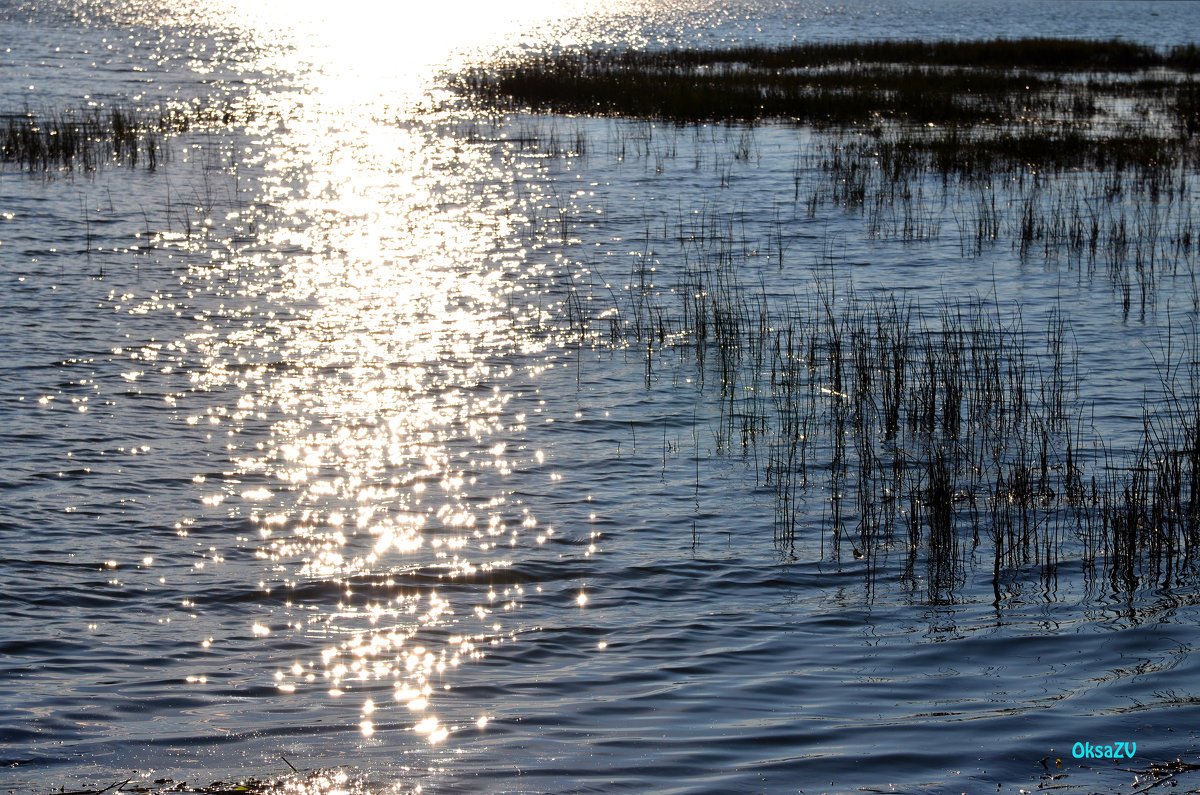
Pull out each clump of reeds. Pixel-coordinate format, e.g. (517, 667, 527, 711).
(2, 108, 166, 171)
(1, 102, 253, 172)
(1099, 335, 1200, 590)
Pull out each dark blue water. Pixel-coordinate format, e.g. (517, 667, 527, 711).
(4, 1, 1200, 792)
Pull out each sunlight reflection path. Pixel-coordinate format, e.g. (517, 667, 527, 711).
(234, 108, 526, 748)
(179, 0, 606, 769)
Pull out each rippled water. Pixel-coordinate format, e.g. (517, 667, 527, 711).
(4, 1, 1200, 793)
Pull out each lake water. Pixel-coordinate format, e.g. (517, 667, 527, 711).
(4, 1, 1200, 793)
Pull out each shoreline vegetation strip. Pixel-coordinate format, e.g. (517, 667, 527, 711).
(456, 37, 1200, 155)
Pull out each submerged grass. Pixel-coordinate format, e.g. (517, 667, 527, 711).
(551, 227, 1200, 599)
(467, 101, 1200, 599)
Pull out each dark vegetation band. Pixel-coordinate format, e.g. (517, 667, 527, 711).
(457, 37, 1200, 139)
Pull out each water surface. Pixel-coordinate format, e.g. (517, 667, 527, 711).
(3, 1, 1200, 792)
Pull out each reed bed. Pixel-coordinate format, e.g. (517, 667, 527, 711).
(579, 38, 1200, 73)
(458, 38, 1200, 134)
